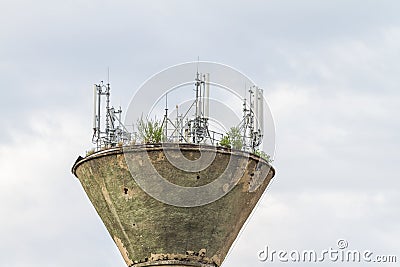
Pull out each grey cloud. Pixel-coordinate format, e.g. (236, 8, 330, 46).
(1, 0, 399, 266)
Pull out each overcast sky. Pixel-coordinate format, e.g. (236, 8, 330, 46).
(1, 0, 399, 266)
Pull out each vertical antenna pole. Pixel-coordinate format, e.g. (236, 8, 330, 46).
(107, 67, 110, 85)
(204, 73, 210, 118)
(199, 75, 202, 118)
(176, 104, 179, 142)
(105, 83, 111, 145)
(97, 84, 101, 146)
(196, 56, 199, 73)
(254, 86, 259, 134)
(257, 88, 264, 136)
(93, 84, 97, 131)
(164, 93, 168, 142)
(195, 72, 200, 119)
(249, 86, 254, 151)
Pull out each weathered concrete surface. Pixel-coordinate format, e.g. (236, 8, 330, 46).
(72, 144, 275, 267)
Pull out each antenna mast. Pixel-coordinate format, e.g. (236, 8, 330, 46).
(92, 80, 131, 150)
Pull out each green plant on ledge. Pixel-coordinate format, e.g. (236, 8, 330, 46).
(220, 135, 231, 148)
(219, 126, 243, 150)
(254, 149, 273, 163)
(86, 148, 95, 156)
(137, 116, 164, 144)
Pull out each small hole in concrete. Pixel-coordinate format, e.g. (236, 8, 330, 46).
(196, 175, 200, 180)
(124, 188, 128, 194)
(250, 173, 254, 177)
(133, 223, 136, 227)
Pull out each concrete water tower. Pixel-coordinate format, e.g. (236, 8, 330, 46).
(72, 62, 275, 267)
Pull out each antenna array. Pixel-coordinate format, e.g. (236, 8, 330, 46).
(237, 85, 264, 151)
(91, 73, 265, 152)
(92, 81, 131, 150)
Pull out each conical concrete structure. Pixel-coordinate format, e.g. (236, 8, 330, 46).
(72, 143, 275, 266)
